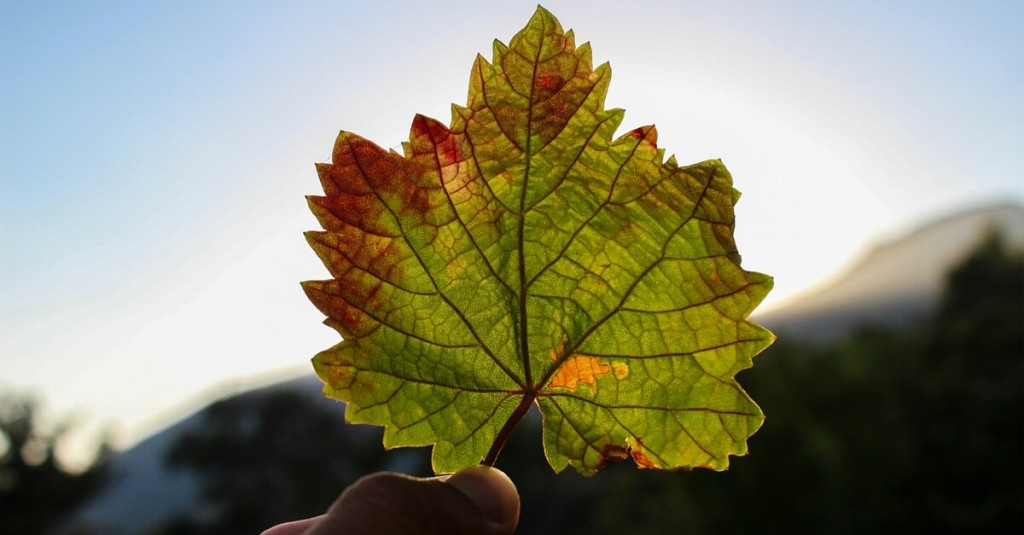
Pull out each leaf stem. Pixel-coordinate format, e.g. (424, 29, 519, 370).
(482, 391, 536, 466)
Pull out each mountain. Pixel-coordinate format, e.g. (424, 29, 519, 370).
(58, 410, 205, 534)
(57, 374, 327, 534)
(59, 372, 434, 534)
(757, 201, 1024, 342)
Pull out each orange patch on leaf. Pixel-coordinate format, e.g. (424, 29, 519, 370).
(548, 353, 612, 393)
(536, 73, 561, 91)
(320, 365, 347, 386)
(631, 448, 657, 469)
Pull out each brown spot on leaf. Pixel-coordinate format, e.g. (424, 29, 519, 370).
(613, 362, 629, 379)
(321, 365, 347, 386)
(536, 73, 561, 92)
(597, 442, 629, 471)
(631, 448, 657, 469)
(628, 125, 657, 145)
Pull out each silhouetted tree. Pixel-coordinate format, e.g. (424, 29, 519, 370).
(0, 394, 108, 535)
(155, 387, 430, 534)
(907, 230, 1024, 529)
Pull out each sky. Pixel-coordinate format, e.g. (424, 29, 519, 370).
(2, 0, 1022, 463)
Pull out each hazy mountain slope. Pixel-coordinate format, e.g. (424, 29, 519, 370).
(758, 202, 1024, 341)
(60, 415, 204, 534)
(58, 374, 326, 535)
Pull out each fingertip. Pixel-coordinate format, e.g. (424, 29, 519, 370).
(260, 516, 323, 535)
(446, 466, 520, 530)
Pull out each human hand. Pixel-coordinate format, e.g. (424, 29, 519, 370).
(261, 466, 520, 535)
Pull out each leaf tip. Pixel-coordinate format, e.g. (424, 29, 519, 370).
(629, 125, 658, 145)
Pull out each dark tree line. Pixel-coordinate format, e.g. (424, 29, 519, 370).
(151, 388, 430, 535)
(0, 395, 109, 534)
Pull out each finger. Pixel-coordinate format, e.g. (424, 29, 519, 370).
(260, 515, 324, 535)
(306, 467, 519, 535)
(444, 465, 520, 529)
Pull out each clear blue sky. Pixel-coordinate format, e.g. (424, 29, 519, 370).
(2, 0, 1021, 461)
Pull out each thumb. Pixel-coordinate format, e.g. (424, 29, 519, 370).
(306, 466, 520, 535)
(445, 466, 521, 531)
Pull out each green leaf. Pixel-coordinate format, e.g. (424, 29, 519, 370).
(303, 6, 774, 476)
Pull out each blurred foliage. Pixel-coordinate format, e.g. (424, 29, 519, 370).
(153, 388, 430, 535)
(157, 232, 1022, 533)
(0, 394, 109, 534)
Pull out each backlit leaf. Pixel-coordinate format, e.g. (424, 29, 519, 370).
(303, 6, 774, 475)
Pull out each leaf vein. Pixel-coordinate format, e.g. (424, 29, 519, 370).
(426, 122, 518, 301)
(539, 166, 718, 387)
(344, 141, 522, 385)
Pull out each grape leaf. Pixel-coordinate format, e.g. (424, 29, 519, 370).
(303, 6, 774, 476)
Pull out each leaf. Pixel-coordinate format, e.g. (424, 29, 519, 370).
(303, 6, 774, 476)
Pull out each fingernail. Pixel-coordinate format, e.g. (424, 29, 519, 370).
(446, 465, 520, 526)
